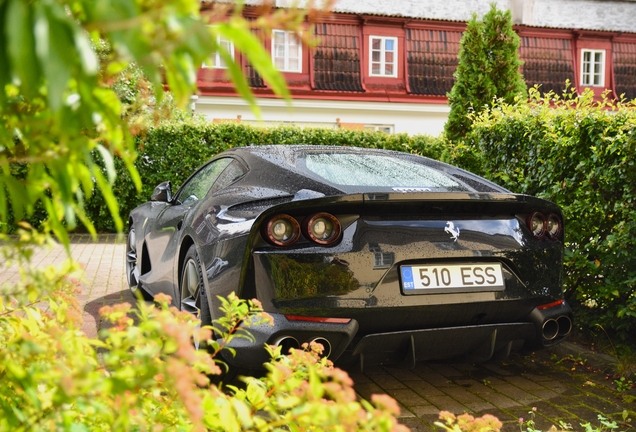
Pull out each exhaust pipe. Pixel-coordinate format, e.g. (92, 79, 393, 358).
(308, 337, 332, 358)
(557, 315, 573, 337)
(274, 336, 300, 355)
(542, 319, 559, 340)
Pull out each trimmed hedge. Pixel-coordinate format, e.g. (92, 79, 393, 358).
(85, 120, 462, 232)
(470, 88, 636, 343)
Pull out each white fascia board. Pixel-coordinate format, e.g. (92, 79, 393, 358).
(195, 96, 451, 114)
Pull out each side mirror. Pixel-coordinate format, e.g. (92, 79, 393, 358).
(151, 181, 173, 202)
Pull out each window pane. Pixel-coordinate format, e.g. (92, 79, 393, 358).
(594, 52, 602, 63)
(275, 57, 285, 69)
(372, 38, 381, 49)
(385, 51, 394, 63)
(372, 63, 381, 75)
(215, 53, 227, 68)
(274, 31, 285, 43)
(385, 64, 393, 75)
(372, 51, 381, 62)
(288, 58, 299, 71)
(288, 44, 299, 58)
(385, 39, 394, 51)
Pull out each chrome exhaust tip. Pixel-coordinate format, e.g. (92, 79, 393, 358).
(542, 318, 559, 340)
(557, 315, 573, 337)
(308, 337, 332, 358)
(274, 336, 300, 355)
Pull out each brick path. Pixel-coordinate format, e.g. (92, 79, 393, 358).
(2, 235, 634, 431)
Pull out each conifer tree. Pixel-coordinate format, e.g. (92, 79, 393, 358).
(482, 5, 527, 104)
(445, 5, 526, 142)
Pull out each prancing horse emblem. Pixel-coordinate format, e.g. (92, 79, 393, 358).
(444, 221, 460, 242)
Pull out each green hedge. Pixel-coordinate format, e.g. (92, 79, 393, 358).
(85, 120, 459, 232)
(469, 88, 636, 343)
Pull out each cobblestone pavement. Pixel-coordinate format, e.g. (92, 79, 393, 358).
(3, 235, 634, 431)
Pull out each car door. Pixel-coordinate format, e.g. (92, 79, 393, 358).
(142, 158, 234, 299)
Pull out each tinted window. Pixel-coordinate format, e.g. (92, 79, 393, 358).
(304, 153, 463, 190)
(177, 158, 232, 204)
(210, 160, 246, 194)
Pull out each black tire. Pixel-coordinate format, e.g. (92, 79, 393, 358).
(125, 227, 152, 300)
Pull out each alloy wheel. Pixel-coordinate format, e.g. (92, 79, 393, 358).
(181, 257, 202, 348)
(125, 229, 141, 295)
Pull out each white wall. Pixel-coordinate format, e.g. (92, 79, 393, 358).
(194, 96, 449, 136)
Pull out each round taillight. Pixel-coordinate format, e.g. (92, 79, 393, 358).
(527, 212, 546, 239)
(304, 213, 341, 245)
(546, 214, 562, 239)
(263, 214, 300, 246)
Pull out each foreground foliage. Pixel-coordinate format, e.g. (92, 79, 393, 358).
(470, 87, 636, 345)
(0, 237, 406, 431)
(0, 0, 309, 242)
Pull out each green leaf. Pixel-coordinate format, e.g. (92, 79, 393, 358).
(6, 0, 41, 97)
(95, 144, 116, 184)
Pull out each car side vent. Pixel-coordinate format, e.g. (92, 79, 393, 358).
(451, 174, 503, 193)
(141, 242, 151, 276)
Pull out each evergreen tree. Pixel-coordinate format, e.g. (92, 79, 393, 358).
(445, 5, 527, 142)
(482, 5, 527, 104)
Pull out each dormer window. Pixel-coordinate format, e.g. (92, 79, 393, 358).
(369, 36, 397, 77)
(581, 49, 605, 86)
(273, 30, 302, 73)
(204, 34, 234, 69)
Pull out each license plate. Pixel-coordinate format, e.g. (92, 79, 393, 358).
(401, 263, 505, 293)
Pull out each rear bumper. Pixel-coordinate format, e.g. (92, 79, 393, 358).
(219, 313, 359, 370)
(220, 301, 573, 370)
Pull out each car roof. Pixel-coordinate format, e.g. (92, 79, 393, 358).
(221, 145, 509, 195)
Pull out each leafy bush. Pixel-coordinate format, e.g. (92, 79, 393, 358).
(0, 230, 406, 431)
(85, 121, 451, 232)
(469, 86, 636, 343)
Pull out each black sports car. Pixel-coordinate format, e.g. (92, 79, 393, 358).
(126, 145, 572, 370)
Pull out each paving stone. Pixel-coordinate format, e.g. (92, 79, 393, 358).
(527, 388, 562, 400)
(425, 395, 469, 413)
(464, 401, 496, 413)
(383, 366, 425, 382)
(495, 383, 541, 405)
(480, 392, 520, 409)
(413, 370, 455, 388)
(482, 362, 515, 376)
(371, 373, 409, 391)
(453, 379, 496, 395)
(503, 375, 549, 391)
(391, 388, 429, 407)
(426, 363, 464, 377)
(406, 381, 447, 397)
(442, 386, 488, 405)
(396, 402, 416, 418)
(408, 404, 443, 417)
(396, 416, 433, 431)
(353, 382, 384, 399)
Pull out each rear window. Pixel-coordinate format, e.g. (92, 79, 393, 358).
(304, 153, 466, 191)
